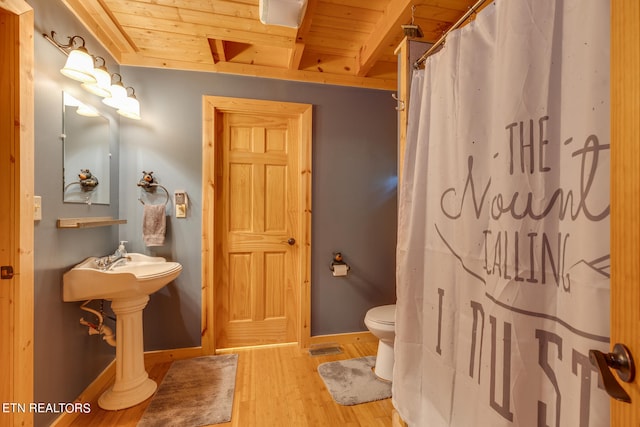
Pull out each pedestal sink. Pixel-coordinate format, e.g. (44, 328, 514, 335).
(63, 253, 182, 410)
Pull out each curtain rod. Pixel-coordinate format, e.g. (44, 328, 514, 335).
(414, 0, 490, 68)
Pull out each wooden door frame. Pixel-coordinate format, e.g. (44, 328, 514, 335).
(201, 96, 312, 353)
(0, 1, 34, 425)
(611, 0, 640, 424)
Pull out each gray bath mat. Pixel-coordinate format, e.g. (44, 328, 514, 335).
(317, 356, 391, 406)
(138, 353, 238, 426)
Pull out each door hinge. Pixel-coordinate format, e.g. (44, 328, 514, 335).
(1, 266, 14, 279)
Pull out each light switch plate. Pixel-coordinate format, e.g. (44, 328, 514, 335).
(174, 191, 187, 218)
(34, 196, 42, 221)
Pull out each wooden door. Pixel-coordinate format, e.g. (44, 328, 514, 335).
(0, 2, 34, 426)
(202, 97, 312, 351)
(610, 0, 640, 424)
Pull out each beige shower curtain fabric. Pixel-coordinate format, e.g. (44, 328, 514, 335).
(394, 1, 611, 426)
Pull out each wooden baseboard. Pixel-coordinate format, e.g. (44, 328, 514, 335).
(216, 332, 377, 353)
(142, 346, 203, 364)
(49, 360, 115, 427)
(309, 331, 377, 346)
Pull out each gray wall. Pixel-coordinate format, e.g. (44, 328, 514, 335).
(120, 68, 399, 348)
(31, 1, 122, 426)
(31, 0, 397, 425)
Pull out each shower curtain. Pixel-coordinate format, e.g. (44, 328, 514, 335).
(394, 1, 610, 426)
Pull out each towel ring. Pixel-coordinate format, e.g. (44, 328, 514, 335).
(138, 183, 170, 206)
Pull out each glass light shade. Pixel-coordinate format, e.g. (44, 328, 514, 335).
(117, 95, 141, 120)
(102, 81, 128, 109)
(81, 65, 112, 98)
(60, 47, 97, 83)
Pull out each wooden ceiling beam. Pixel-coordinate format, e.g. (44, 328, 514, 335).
(355, 0, 413, 77)
(119, 51, 395, 90)
(295, 0, 319, 45)
(288, 42, 305, 70)
(208, 39, 227, 64)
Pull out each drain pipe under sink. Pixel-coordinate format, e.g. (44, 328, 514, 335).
(80, 300, 116, 347)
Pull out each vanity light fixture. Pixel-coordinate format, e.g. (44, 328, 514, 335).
(117, 87, 141, 120)
(102, 73, 128, 109)
(81, 57, 112, 98)
(44, 31, 143, 121)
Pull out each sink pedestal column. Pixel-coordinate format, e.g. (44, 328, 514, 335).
(98, 295, 157, 410)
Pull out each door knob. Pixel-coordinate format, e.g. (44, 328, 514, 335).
(589, 343, 635, 403)
(285, 238, 296, 246)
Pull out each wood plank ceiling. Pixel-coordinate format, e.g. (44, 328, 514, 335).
(61, 0, 483, 90)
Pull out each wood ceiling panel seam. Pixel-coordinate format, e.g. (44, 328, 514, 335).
(114, 0, 216, 12)
(305, 27, 370, 44)
(116, 20, 295, 49)
(309, 16, 375, 34)
(419, 0, 482, 10)
(304, 40, 362, 53)
(313, 4, 382, 23)
(106, 0, 259, 19)
(414, 5, 477, 22)
(318, 0, 388, 12)
(137, 53, 214, 64)
(300, 48, 358, 60)
(111, 9, 294, 38)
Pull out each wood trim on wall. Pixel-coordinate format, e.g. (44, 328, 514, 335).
(394, 38, 409, 184)
(0, 2, 34, 427)
(610, 0, 640, 425)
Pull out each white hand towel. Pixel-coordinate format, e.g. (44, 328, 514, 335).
(143, 204, 166, 247)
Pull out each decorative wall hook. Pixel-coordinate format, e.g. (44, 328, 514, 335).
(329, 252, 351, 272)
(137, 171, 169, 206)
(137, 171, 157, 190)
(392, 93, 406, 111)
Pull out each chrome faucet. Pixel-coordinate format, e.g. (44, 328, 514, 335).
(95, 241, 130, 270)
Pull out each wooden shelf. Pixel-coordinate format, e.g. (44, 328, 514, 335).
(57, 217, 127, 229)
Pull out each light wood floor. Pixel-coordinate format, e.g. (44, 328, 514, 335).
(69, 341, 394, 426)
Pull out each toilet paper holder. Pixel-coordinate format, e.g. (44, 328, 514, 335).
(329, 252, 350, 273)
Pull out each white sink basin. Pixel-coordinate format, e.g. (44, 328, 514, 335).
(63, 253, 182, 302)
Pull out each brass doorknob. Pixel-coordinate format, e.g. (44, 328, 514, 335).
(589, 343, 635, 403)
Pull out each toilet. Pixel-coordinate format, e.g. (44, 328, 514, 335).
(364, 304, 396, 381)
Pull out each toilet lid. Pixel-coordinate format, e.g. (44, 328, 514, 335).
(367, 304, 396, 325)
